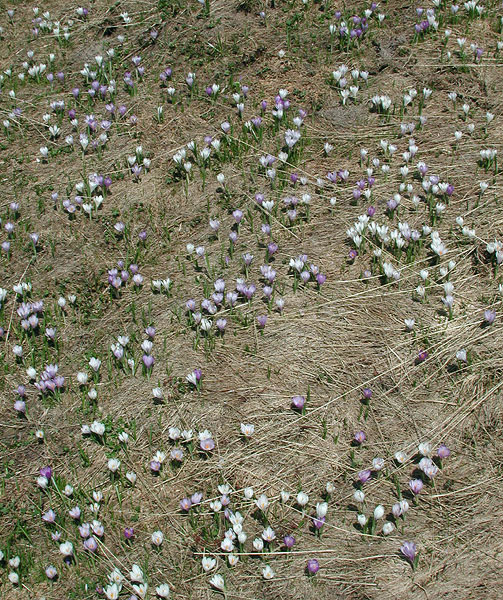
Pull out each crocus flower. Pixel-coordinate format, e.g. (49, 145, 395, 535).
(59, 541, 74, 557)
(143, 355, 154, 368)
(69, 506, 81, 520)
(150, 460, 161, 473)
(400, 541, 417, 564)
(409, 479, 424, 495)
(255, 494, 269, 511)
(354, 430, 366, 444)
(484, 309, 496, 324)
(257, 315, 267, 328)
(191, 492, 203, 505)
(307, 559, 320, 574)
(156, 584, 171, 598)
(296, 491, 309, 506)
(240, 423, 254, 437)
(40, 466, 52, 480)
(151, 530, 164, 546)
(358, 469, 372, 484)
(262, 565, 275, 579)
(200, 438, 215, 451)
(210, 574, 225, 591)
(419, 457, 439, 479)
(291, 395, 305, 410)
(180, 498, 192, 511)
(437, 444, 451, 459)
(14, 400, 26, 413)
(83, 536, 98, 552)
(42, 509, 56, 523)
(417, 350, 428, 363)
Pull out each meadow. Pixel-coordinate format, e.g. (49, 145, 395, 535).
(0, 0, 502, 598)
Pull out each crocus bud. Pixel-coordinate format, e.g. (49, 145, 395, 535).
(373, 505, 385, 519)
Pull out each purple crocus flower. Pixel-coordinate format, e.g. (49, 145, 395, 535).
(312, 516, 325, 529)
(409, 479, 424, 495)
(400, 541, 417, 563)
(40, 466, 52, 480)
(257, 315, 267, 329)
(362, 388, 372, 400)
(143, 355, 154, 368)
(42, 509, 56, 523)
(150, 460, 161, 473)
(84, 536, 98, 552)
(243, 253, 254, 266)
(417, 350, 428, 363)
(387, 198, 398, 212)
(291, 395, 305, 410)
(358, 469, 372, 484)
(12, 399, 24, 415)
(354, 430, 366, 444)
(124, 527, 134, 539)
(69, 506, 81, 520)
(243, 284, 256, 300)
(180, 498, 192, 511)
(232, 209, 243, 223)
(437, 444, 451, 459)
(200, 438, 215, 451)
(307, 559, 320, 574)
(216, 318, 227, 332)
(263, 286, 273, 299)
(484, 310, 496, 324)
(283, 535, 295, 548)
(191, 492, 203, 505)
(267, 242, 278, 255)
